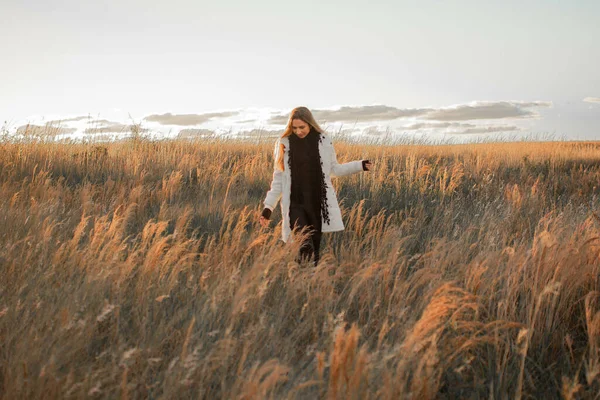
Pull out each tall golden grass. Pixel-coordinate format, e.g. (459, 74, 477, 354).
(1, 136, 600, 398)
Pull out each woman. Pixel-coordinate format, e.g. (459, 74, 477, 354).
(258, 106, 372, 266)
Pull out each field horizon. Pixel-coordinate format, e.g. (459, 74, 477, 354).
(2, 137, 600, 399)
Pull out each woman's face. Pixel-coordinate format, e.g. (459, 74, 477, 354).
(292, 119, 311, 139)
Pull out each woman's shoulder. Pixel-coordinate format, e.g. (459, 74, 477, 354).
(310, 130, 327, 140)
(320, 132, 333, 145)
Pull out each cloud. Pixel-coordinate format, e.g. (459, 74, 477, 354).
(402, 122, 477, 130)
(423, 101, 552, 121)
(88, 119, 120, 125)
(267, 105, 431, 124)
(145, 111, 240, 126)
(84, 124, 149, 134)
(237, 128, 282, 138)
(361, 126, 394, 136)
(266, 101, 552, 125)
(402, 121, 520, 134)
(177, 129, 218, 139)
(383, 121, 520, 135)
(177, 128, 280, 140)
(316, 105, 431, 122)
(16, 124, 76, 136)
(48, 116, 90, 124)
(583, 97, 600, 104)
(79, 134, 132, 143)
(450, 125, 521, 135)
(267, 114, 292, 125)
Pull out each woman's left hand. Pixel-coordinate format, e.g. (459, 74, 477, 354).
(364, 161, 372, 171)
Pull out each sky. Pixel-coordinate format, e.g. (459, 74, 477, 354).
(1, 0, 599, 141)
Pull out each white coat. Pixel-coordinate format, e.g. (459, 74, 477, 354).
(263, 133, 365, 243)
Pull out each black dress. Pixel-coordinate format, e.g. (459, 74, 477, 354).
(288, 128, 322, 233)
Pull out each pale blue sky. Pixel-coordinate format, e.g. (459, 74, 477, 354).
(1, 0, 599, 140)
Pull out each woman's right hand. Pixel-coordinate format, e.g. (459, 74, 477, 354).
(259, 208, 272, 228)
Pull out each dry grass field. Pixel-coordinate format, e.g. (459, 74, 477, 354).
(2, 136, 600, 399)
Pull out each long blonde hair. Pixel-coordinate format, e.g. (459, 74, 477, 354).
(275, 106, 325, 171)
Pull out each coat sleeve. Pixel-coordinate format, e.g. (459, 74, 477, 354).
(263, 138, 284, 211)
(329, 137, 365, 177)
